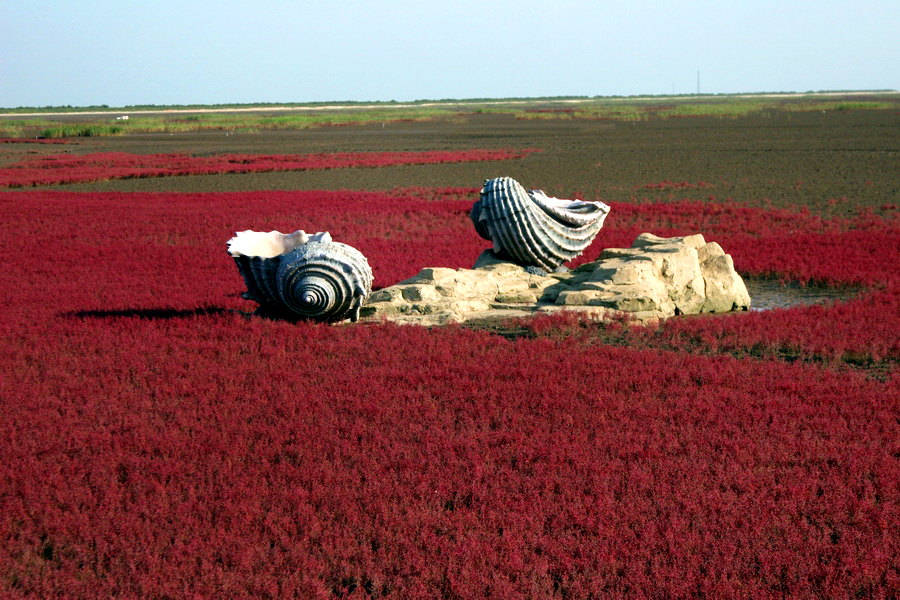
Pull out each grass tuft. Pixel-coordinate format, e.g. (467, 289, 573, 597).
(39, 124, 125, 138)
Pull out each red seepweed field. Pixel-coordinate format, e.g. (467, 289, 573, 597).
(1, 107, 899, 597)
(0, 149, 539, 188)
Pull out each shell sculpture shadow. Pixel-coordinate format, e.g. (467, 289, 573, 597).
(471, 177, 611, 271)
(227, 230, 373, 323)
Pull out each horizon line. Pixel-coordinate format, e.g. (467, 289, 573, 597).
(2, 89, 898, 115)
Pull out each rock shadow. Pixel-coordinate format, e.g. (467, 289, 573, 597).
(63, 306, 240, 320)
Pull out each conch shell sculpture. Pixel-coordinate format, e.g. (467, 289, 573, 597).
(471, 177, 610, 271)
(227, 230, 373, 322)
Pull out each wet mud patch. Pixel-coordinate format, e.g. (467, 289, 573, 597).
(744, 278, 861, 310)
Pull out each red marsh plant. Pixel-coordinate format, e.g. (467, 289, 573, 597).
(0, 148, 540, 188)
(1, 188, 898, 597)
(1, 189, 898, 366)
(2, 319, 898, 597)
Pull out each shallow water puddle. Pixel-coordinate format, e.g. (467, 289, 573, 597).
(744, 279, 859, 311)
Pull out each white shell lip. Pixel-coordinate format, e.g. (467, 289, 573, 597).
(529, 189, 610, 228)
(227, 230, 332, 258)
(530, 189, 600, 211)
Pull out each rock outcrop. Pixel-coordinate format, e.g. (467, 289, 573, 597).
(359, 233, 750, 326)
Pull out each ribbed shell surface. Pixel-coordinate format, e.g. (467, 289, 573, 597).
(471, 177, 610, 270)
(232, 241, 373, 322)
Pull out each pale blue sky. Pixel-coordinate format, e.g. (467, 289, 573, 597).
(2, 0, 897, 108)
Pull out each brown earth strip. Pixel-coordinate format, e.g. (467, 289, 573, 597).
(3, 111, 898, 218)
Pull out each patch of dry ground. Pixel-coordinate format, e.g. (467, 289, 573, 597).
(4, 110, 897, 219)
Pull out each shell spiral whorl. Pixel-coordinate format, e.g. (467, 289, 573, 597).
(276, 241, 373, 322)
(230, 235, 373, 323)
(471, 177, 610, 270)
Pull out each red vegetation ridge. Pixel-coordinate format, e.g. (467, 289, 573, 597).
(1, 166, 898, 596)
(0, 149, 539, 188)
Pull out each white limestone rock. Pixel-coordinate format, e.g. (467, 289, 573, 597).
(360, 233, 750, 326)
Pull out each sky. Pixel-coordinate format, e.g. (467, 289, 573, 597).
(1, 0, 898, 108)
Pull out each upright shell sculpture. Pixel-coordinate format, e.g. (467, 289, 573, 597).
(471, 177, 611, 271)
(227, 230, 373, 323)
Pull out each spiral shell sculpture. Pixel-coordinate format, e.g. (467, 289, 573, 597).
(471, 177, 611, 271)
(228, 230, 373, 322)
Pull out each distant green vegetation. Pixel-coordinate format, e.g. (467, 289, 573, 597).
(39, 124, 127, 138)
(0, 123, 25, 138)
(2, 92, 897, 138)
(27, 108, 464, 138)
(509, 97, 900, 122)
(40, 107, 469, 138)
